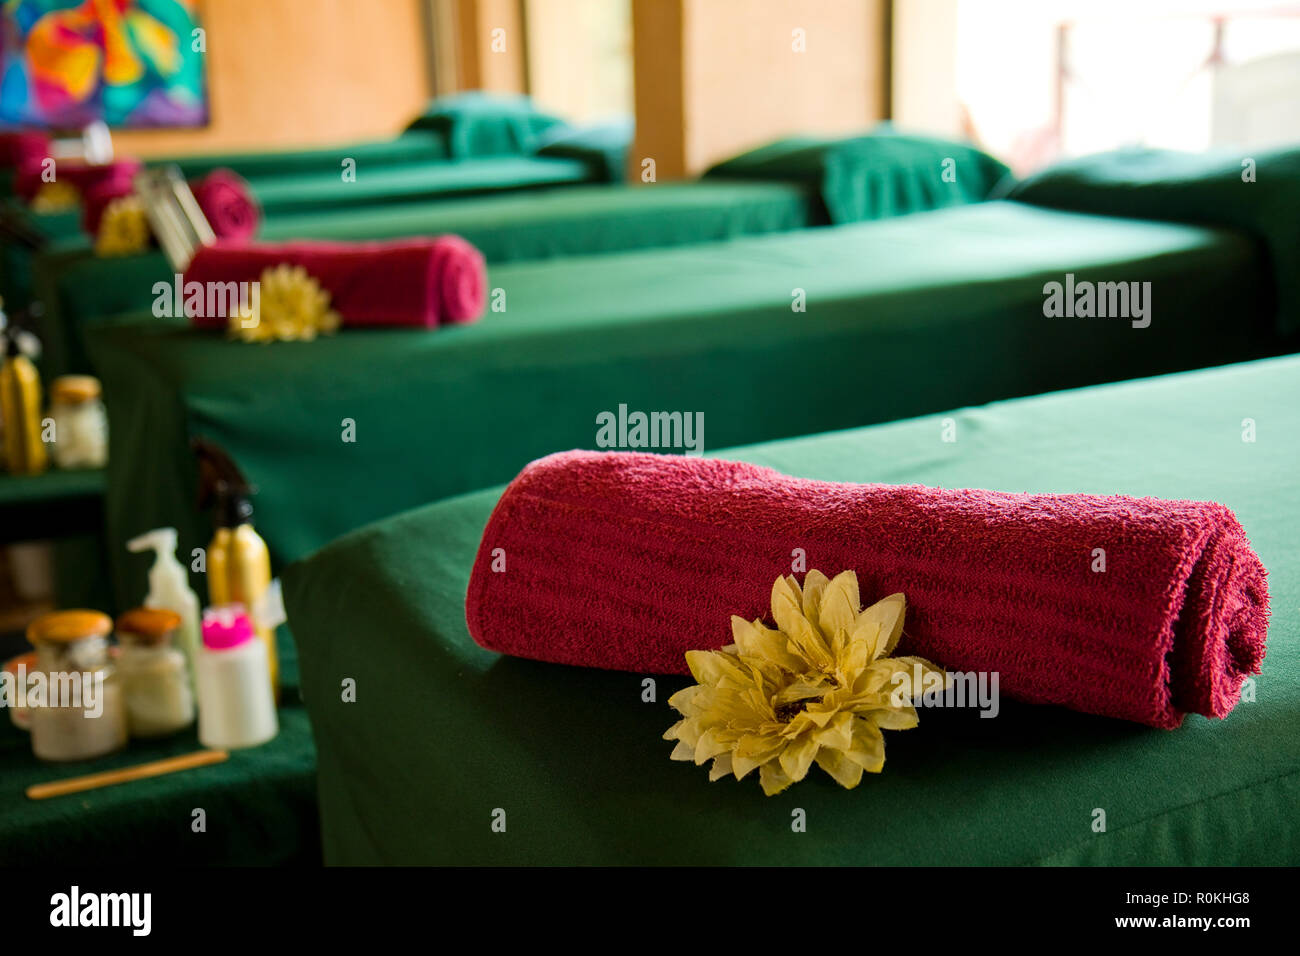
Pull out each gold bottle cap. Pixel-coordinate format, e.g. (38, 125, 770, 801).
(27, 609, 113, 645)
(116, 607, 182, 645)
(50, 375, 102, 404)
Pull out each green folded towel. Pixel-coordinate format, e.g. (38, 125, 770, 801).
(406, 91, 569, 158)
(705, 128, 1013, 223)
(1004, 145, 1300, 337)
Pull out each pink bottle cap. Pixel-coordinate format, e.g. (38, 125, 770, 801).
(202, 605, 255, 650)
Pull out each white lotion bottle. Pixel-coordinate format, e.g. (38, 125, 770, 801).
(128, 528, 202, 690)
(196, 606, 278, 750)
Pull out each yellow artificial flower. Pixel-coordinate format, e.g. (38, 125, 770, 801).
(31, 181, 80, 212)
(664, 570, 946, 796)
(231, 264, 341, 343)
(94, 195, 151, 257)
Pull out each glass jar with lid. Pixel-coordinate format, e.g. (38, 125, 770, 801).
(27, 610, 127, 761)
(116, 607, 195, 737)
(48, 375, 108, 469)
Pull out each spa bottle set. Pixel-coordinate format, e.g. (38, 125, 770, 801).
(194, 439, 278, 699)
(0, 308, 108, 474)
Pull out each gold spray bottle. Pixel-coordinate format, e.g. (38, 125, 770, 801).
(194, 439, 277, 699)
(0, 319, 48, 476)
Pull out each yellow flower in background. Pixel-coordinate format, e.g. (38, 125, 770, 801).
(94, 196, 151, 257)
(231, 264, 341, 343)
(665, 570, 946, 796)
(31, 181, 79, 213)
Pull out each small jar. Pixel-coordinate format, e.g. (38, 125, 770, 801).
(48, 375, 108, 469)
(116, 607, 195, 737)
(27, 610, 127, 762)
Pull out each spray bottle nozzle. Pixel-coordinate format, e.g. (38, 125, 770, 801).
(192, 437, 257, 529)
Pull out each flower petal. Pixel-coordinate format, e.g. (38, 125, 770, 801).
(800, 569, 830, 623)
(860, 592, 906, 657)
(759, 761, 795, 796)
(815, 748, 866, 789)
(778, 734, 820, 783)
(817, 570, 861, 644)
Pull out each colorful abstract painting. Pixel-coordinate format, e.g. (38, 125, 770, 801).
(0, 0, 206, 129)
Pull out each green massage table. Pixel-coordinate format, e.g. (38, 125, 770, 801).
(31, 179, 819, 376)
(281, 353, 1300, 865)
(25, 129, 1006, 378)
(88, 200, 1284, 617)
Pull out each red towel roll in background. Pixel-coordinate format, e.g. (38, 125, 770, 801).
(183, 237, 487, 328)
(466, 450, 1270, 729)
(0, 132, 50, 168)
(80, 174, 138, 236)
(191, 168, 261, 241)
(14, 157, 141, 203)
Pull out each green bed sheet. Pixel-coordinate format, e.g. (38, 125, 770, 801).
(166, 129, 447, 182)
(281, 353, 1300, 865)
(0, 627, 318, 866)
(1003, 144, 1300, 335)
(242, 155, 595, 216)
(87, 202, 1279, 615)
(31, 179, 819, 377)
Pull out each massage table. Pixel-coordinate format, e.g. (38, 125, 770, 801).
(31, 132, 1008, 378)
(87, 199, 1285, 616)
(281, 352, 1300, 864)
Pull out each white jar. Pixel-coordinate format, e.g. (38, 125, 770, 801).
(197, 607, 277, 750)
(116, 608, 195, 737)
(27, 610, 128, 762)
(48, 375, 107, 469)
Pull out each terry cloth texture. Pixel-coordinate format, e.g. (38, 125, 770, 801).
(183, 236, 486, 328)
(467, 450, 1269, 729)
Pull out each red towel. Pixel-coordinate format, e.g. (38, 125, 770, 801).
(14, 157, 141, 202)
(0, 132, 50, 168)
(80, 174, 138, 236)
(191, 168, 261, 241)
(183, 237, 487, 328)
(466, 451, 1270, 729)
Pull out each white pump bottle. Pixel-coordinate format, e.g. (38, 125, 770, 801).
(127, 528, 203, 689)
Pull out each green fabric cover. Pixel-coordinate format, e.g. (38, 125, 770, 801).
(405, 91, 568, 158)
(0, 627, 318, 866)
(31, 180, 819, 377)
(706, 130, 1013, 223)
(535, 119, 633, 183)
(244, 155, 594, 216)
(165, 129, 447, 182)
(1004, 145, 1300, 335)
(87, 202, 1277, 615)
(282, 354, 1300, 865)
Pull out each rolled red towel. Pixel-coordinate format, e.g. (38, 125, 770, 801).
(0, 132, 51, 168)
(429, 234, 487, 324)
(14, 157, 141, 203)
(191, 167, 261, 241)
(466, 450, 1270, 729)
(183, 237, 487, 328)
(80, 174, 138, 236)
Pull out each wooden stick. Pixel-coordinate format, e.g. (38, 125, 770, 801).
(26, 749, 229, 800)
